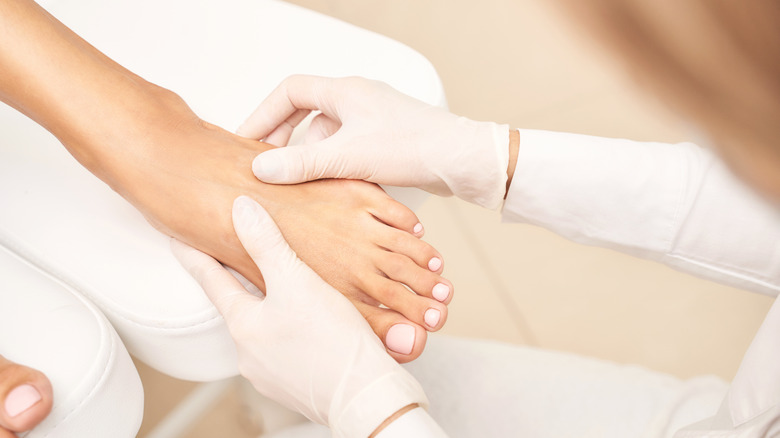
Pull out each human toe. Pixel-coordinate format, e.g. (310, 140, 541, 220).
(361, 272, 448, 332)
(353, 303, 428, 363)
(0, 356, 52, 433)
(377, 228, 444, 274)
(369, 198, 424, 237)
(374, 250, 454, 305)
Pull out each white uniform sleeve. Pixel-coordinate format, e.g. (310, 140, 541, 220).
(374, 407, 449, 438)
(503, 129, 780, 297)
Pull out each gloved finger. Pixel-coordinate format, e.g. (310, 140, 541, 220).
(252, 138, 370, 184)
(236, 75, 342, 140)
(264, 108, 311, 147)
(304, 113, 341, 144)
(231, 196, 302, 288)
(170, 239, 260, 322)
(224, 266, 264, 298)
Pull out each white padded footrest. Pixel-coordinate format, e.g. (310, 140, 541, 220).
(1, 0, 444, 381)
(0, 246, 143, 437)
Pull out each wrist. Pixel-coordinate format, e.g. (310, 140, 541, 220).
(452, 120, 510, 209)
(505, 129, 520, 198)
(330, 368, 428, 438)
(369, 404, 418, 438)
(371, 406, 448, 438)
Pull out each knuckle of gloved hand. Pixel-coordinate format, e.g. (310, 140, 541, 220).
(343, 76, 375, 97)
(284, 73, 306, 88)
(308, 151, 333, 180)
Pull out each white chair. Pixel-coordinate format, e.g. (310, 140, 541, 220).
(0, 246, 143, 437)
(0, 0, 446, 435)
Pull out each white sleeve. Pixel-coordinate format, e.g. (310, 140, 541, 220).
(374, 407, 449, 438)
(503, 129, 780, 297)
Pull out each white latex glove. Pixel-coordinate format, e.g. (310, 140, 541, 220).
(237, 75, 511, 209)
(171, 196, 429, 438)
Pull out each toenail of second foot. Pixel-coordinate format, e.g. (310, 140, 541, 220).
(432, 283, 450, 302)
(428, 257, 442, 271)
(4, 384, 41, 417)
(386, 324, 416, 355)
(424, 308, 441, 328)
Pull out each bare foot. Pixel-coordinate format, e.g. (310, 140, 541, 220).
(84, 91, 453, 362)
(0, 355, 52, 436)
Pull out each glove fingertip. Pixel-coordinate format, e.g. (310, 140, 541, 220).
(235, 122, 249, 137)
(231, 196, 293, 274)
(252, 151, 289, 183)
(232, 196, 266, 233)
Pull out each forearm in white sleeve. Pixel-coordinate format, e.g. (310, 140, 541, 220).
(503, 129, 780, 297)
(375, 407, 449, 438)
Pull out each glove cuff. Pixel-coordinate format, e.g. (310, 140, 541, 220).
(447, 119, 510, 209)
(331, 367, 429, 438)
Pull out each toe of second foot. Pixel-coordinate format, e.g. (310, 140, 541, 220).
(0, 358, 53, 433)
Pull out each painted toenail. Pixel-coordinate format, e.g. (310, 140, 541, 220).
(386, 324, 415, 355)
(432, 283, 450, 302)
(5, 384, 41, 417)
(427, 257, 442, 271)
(413, 223, 423, 234)
(424, 308, 441, 328)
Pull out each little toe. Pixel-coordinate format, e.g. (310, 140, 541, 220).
(0, 355, 53, 433)
(369, 198, 423, 237)
(354, 303, 428, 363)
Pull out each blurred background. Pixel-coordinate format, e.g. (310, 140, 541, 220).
(136, 1, 774, 436)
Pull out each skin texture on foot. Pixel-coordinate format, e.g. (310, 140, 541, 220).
(0, 0, 453, 361)
(98, 95, 452, 360)
(0, 355, 52, 436)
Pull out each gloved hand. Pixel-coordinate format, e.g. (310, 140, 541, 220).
(238, 75, 511, 209)
(171, 196, 428, 438)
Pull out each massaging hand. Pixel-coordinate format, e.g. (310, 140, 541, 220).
(238, 75, 511, 209)
(172, 196, 428, 438)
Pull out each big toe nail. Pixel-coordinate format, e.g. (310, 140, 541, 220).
(4, 384, 41, 418)
(386, 324, 416, 355)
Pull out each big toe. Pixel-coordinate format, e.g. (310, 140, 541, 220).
(0, 355, 52, 433)
(354, 303, 428, 363)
